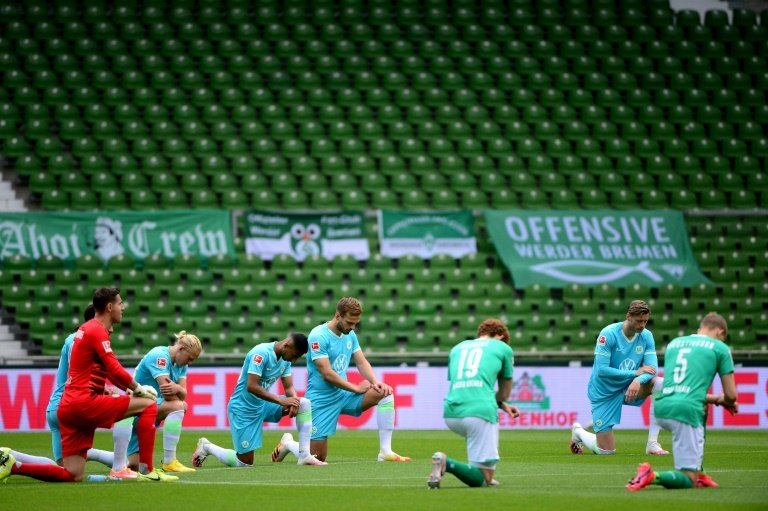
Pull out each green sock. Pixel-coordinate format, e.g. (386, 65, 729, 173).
(657, 470, 694, 489)
(445, 456, 486, 487)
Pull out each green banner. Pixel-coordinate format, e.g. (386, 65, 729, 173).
(378, 210, 476, 258)
(0, 210, 234, 263)
(484, 210, 711, 288)
(244, 211, 369, 261)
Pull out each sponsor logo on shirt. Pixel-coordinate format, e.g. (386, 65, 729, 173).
(102, 340, 113, 353)
(311, 342, 320, 351)
(332, 354, 348, 373)
(619, 359, 636, 371)
(157, 358, 167, 368)
(598, 336, 606, 345)
(253, 354, 263, 365)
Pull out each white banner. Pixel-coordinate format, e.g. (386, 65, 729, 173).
(244, 211, 369, 261)
(1, 367, 766, 431)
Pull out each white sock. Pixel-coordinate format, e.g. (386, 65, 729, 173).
(206, 442, 249, 467)
(86, 448, 114, 467)
(647, 377, 664, 444)
(284, 438, 300, 457)
(377, 395, 395, 454)
(111, 417, 134, 470)
(574, 425, 615, 455)
(296, 398, 313, 458)
(162, 410, 185, 464)
(9, 450, 56, 465)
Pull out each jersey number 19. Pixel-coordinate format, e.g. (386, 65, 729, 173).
(457, 347, 483, 379)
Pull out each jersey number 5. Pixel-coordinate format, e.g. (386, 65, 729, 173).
(672, 348, 692, 383)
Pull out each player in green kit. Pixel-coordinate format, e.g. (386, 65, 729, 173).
(626, 313, 739, 491)
(428, 318, 520, 489)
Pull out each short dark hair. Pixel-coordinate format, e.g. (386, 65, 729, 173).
(336, 297, 362, 316)
(627, 300, 650, 317)
(290, 332, 309, 354)
(92, 287, 121, 313)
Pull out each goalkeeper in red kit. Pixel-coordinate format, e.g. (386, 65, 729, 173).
(0, 288, 176, 482)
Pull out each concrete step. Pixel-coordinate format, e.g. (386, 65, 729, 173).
(0, 199, 26, 211)
(0, 324, 28, 358)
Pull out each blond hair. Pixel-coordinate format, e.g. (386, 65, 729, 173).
(175, 330, 202, 355)
(336, 296, 362, 316)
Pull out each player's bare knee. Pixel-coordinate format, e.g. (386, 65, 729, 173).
(237, 452, 254, 466)
(165, 400, 186, 412)
(134, 396, 156, 409)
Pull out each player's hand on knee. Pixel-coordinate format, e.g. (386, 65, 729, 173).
(356, 381, 373, 394)
(281, 396, 300, 409)
(286, 405, 299, 418)
(372, 382, 393, 396)
(281, 397, 300, 417)
(159, 381, 177, 398)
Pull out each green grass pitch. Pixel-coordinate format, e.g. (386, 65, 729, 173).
(2, 429, 767, 511)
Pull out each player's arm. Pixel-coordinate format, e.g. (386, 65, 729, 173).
(708, 372, 738, 415)
(496, 375, 513, 404)
(280, 375, 300, 417)
(156, 375, 186, 401)
(246, 373, 299, 409)
(637, 337, 659, 385)
(593, 335, 637, 381)
(91, 335, 136, 391)
(352, 350, 392, 395)
(282, 374, 298, 398)
(314, 356, 371, 394)
(176, 376, 187, 400)
(595, 354, 652, 381)
(496, 377, 519, 418)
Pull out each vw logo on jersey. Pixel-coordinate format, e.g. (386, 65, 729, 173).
(619, 359, 636, 371)
(332, 354, 348, 372)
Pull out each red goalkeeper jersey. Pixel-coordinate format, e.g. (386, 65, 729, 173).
(61, 318, 133, 402)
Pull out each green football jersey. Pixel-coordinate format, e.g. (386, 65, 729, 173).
(654, 334, 734, 427)
(443, 337, 514, 423)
